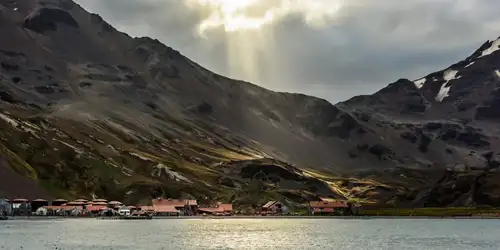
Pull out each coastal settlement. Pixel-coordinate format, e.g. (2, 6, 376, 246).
(0, 197, 359, 218)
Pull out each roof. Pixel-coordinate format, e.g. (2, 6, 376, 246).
(32, 199, 48, 202)
(262, 201, 278, 208)
(12, 198, 28, 203)
(154, 205, 179, 213)
(86, 205, 107, 212)
(198, 207, 223, 213)
(152, 199, 198, 207)
(66, 201, 85, 206)
(220, 204, 233, 212)
(93, 199, 108, 202)
(108, 201, 123, 205)
(44, 206, 64, 210)
(74, 199, 88, 202)
(198, 204, 233, 213)
(309, 201, 348, 208)
(52, 199, 68, 202)
(63, 206, 79, 211)
(140, 206, 155, 212)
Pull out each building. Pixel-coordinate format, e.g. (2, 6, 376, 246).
(68, 207, 84, 217)
(44, 206, 66, 216)
(198, 202, 233, 216)
(118, 206, 131, 216)
(12, 198, 31, 216)
(140, 206, 155, 213)
(261, 201, 287, 215)
(152, 199, 198, 216)
(86, 205, 108, 216)
(153, 205, 179, 216)
(0, 198, 11, 216)
(108, 201, 123, 208)
(309, 200, 350, 216)
(31, 199, 49, 212)
(35, 207, 48, 216)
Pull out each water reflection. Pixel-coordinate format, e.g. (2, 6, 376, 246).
(0, 219, 499, 249)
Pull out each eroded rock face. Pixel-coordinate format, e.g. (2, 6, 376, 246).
(0, 91, 16, 104)
(435, 125, 490, 148)
(475, 88, 500, 120)
(369, 144, 394, 159)
(196, 101, 213, 114)
(23, 8, 79, 33)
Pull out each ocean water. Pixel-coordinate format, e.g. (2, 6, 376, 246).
(1, 218, 500, 249)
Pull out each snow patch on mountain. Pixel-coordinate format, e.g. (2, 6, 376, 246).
(465, 62, 475, 68)
(414, 78, 426, 89)
(480, 38, 500, 57)
(443, 69, 459, 81)
(495, 70, 500, 78)
(435, 69, 459, 102)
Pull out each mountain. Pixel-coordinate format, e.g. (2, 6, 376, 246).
(1, 0, 500, 207)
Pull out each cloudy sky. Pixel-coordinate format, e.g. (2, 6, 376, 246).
(75, 0, 500, 103)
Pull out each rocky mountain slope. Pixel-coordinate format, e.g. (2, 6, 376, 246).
(1, 0, 500, 207)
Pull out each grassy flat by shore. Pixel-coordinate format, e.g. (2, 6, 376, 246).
(359, 207, 500, 217)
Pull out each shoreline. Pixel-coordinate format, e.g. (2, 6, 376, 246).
(5, 215, 500, 221)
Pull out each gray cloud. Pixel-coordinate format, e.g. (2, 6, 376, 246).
(75, 0, 500, 103)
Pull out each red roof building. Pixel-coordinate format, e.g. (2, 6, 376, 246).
(152, 199, 197, 215)
(261, 201, 285, 215)
(309, 201, 348, 209)
(86, 205, 108, 212)
(309, 200, 349, 215)
(154, 205, 179, 214)
(140, 206, 155, 212)
(198, 202, 233, 215)
(152, 199, 197, 207)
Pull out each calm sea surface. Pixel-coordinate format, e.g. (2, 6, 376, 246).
(1, 218, 500, 249)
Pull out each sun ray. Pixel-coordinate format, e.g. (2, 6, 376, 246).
(184, 0, 345, 86)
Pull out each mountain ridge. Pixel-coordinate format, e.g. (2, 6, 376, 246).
(2, 0, 500, 207)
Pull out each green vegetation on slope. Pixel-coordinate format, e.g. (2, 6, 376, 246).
(361, 207, 500, 217)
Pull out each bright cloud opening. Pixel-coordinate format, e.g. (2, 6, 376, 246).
(185, 0, 345, 34)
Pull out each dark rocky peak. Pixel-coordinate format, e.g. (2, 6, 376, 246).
(133, 37, 182, 59)
(342, 78, 430, 115)
(90, 13, 116, 33)
(376, 78, 416, 94)
(469, 37, 500, 59)
(293, 98, 369, 139)
(130, 37, 186, 75)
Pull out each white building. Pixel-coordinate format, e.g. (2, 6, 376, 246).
(118, 206, 131, 216)
(36, 207, 48, 216)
